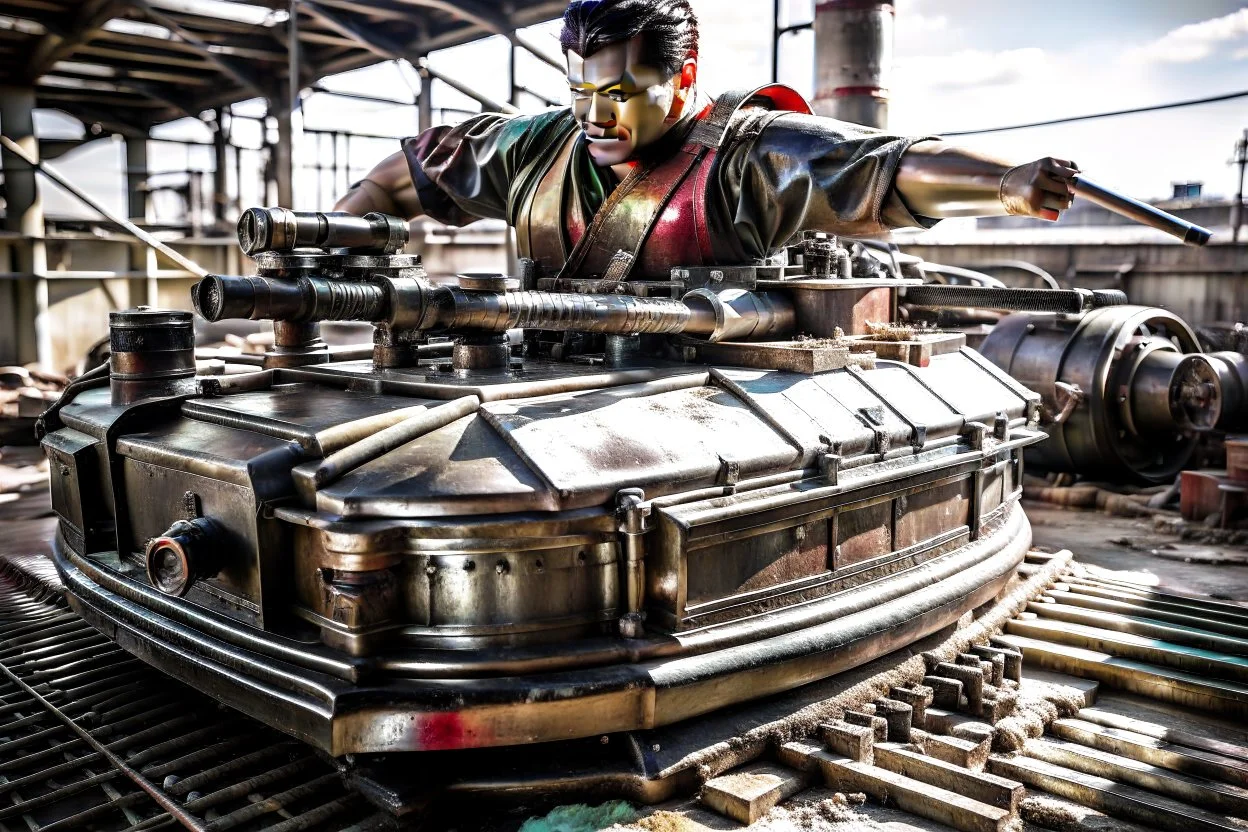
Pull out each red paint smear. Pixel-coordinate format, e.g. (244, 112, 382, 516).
(417, 711, 481, 751)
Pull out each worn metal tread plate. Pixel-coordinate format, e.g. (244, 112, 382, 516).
(0, 556, 392, 832)
(680, 565, 1248, 832)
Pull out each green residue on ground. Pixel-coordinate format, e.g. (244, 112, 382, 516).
(518, 801, 638, 832)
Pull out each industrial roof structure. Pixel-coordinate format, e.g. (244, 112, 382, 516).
(0, 0, 567, 135)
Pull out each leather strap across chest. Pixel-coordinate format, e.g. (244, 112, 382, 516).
(551, 85, 812, 283)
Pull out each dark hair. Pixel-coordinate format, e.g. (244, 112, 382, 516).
(560, 0, 699, 77)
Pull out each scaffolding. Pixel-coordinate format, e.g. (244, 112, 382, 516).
(0, 0, 566, 368)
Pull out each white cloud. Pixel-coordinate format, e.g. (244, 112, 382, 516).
(894, 0, 948, 35)
(1124, 8, 1248, 64)
(1235, 45, 1248, 60)
(896, 47, 1048, 92)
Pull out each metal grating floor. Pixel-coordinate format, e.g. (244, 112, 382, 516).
(0, 555, 393, 832)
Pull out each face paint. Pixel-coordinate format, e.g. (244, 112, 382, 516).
(566, 36, 686, 168)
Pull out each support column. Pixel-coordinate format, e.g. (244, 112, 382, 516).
(417, 59, 433, 133)
(1233, 129, 1246, 244)
(1, 85, 47, 366)
(508, 35, 520, 108)
(811, 0, 893, 129)
(125, 133, 154, 308)
(274, 106, 294, 207)
(125, 134, 148, 222)
(212, 108, 229, 227)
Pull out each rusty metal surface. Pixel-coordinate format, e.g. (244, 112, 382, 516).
(0, 556, 392, 832)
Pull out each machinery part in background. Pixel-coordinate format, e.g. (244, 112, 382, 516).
(237, 207, 409, 256)
(108, 308, 197, 406)
(979, 305, 1222, 483)
(951, 260, 1062, 290)
(912, 262, 1006, 288)
(1208, 350, 1248, 431)
(901, 285, 1127, 315)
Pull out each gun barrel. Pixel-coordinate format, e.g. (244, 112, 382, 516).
(193, 273, 795, 343)
(237, 207, 409, 255)
(1073, 176, 1212, 246)
(193, 274, 391, 323)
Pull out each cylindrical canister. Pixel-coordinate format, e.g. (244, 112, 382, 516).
(109, 308, 198, 405)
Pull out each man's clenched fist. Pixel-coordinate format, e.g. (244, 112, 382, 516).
(1000, 157, 1079, 221)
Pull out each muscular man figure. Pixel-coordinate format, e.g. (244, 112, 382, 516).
(336, 0, 1077, 281)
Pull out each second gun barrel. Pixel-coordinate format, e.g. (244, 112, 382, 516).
(237, 207, 409, 255)
(193, 274, 794, 342)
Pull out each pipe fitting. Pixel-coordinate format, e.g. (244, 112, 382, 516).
(681, 288, 796, 343)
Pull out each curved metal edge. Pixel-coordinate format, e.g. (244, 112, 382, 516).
(50, 505, 1030, 756)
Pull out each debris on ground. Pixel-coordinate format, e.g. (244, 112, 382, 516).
(992, 679, 1085, 752)
(0, 365, 66, 445)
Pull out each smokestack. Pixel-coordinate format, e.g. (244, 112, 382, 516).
(812, 1, 894, 129)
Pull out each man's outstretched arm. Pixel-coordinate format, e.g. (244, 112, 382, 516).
(333, 151, 423, 218)
(895, 141, 1078, 221)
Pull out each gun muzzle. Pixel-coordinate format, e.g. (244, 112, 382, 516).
(1073, 176, 1212, 246)
(237, 207, 409, 255)
(193, 273, 392, 323)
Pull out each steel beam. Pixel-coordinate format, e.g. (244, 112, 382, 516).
(125, 134, 149, 222)
(0, 86, 47, 366)
(25, 0, 116, 81)
(126, 0, 268, 98)
(513, 30, 565, 73)
(385, 0, 509, 35)
(212, 108, 228, 226)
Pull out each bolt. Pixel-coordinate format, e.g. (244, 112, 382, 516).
(600, 735, 610, 745)
(463, 560, 476, 572)
(496, 560, 509, 575)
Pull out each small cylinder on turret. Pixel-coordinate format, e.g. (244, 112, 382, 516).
(108, 308, 197, 406)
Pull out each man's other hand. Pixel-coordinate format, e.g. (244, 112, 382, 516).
(1000, 157, 1079, 221)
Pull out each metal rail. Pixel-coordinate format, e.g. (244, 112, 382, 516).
(0, 556, 391, 832)
(0, 135, 209, 279)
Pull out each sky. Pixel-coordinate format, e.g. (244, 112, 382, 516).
(29, 0, 1248, 222)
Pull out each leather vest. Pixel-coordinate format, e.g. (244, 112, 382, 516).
(513, 85, 813, 282)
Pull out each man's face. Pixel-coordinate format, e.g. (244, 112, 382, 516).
(567, 36, 681, 167)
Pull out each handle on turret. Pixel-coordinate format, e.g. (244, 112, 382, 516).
(1072, 176, 1212, 246)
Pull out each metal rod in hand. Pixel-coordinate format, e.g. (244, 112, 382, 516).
(0, 134, 210, 278)
(1073, 175, 1212, 247)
